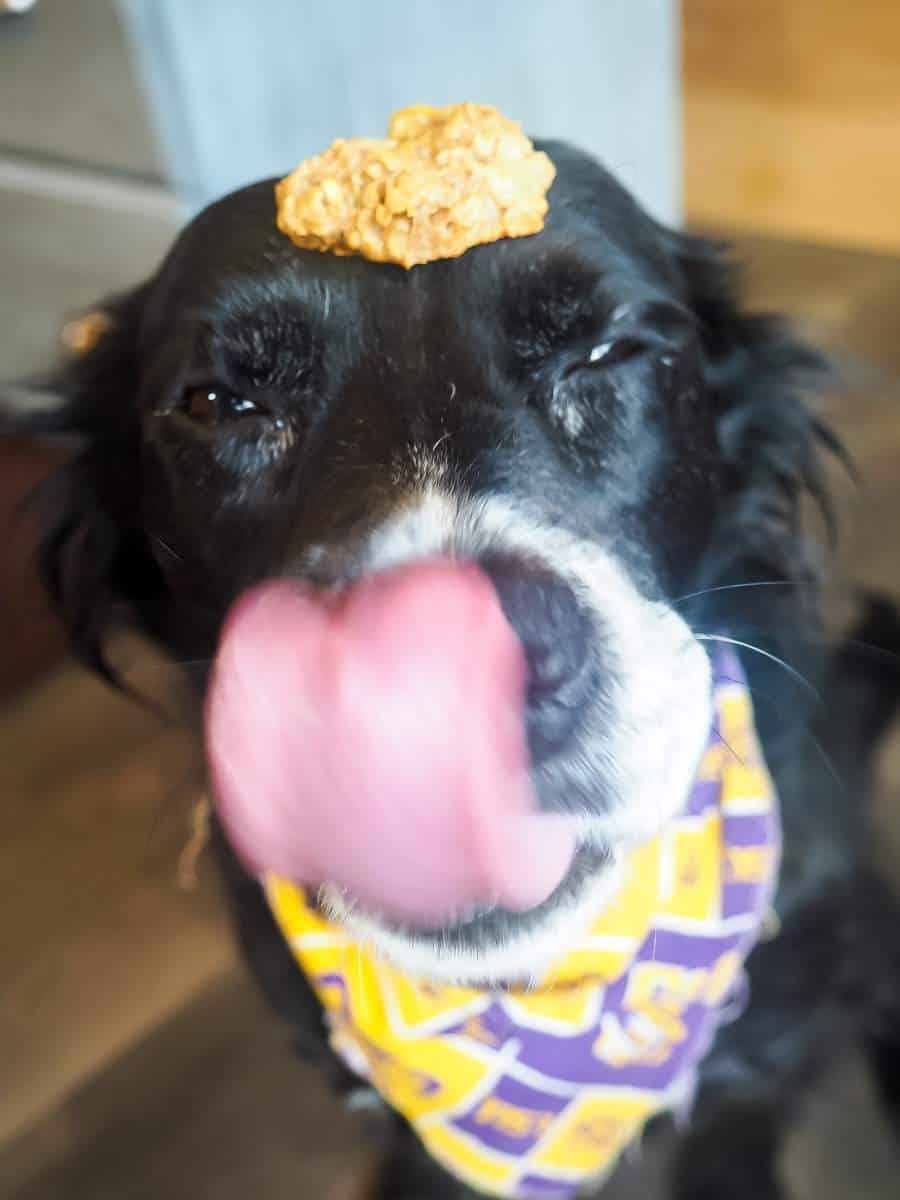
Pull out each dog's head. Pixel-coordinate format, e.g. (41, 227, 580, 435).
(5, 142, 832, 982)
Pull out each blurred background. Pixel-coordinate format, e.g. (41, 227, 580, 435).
(1, 2, 899, 1197)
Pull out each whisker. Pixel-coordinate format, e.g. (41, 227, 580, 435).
(812, 634, 900, 669)
(713, 729, 746, 769)
(703, 622, 900, 671)
(799, 727, 847, 793)
(718, 674, 847, 795)
(152, 533, 184, 564)
(695, 633, 821, 703)
(673, 580, 800, 606)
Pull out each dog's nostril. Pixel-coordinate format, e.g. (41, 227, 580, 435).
(479, 555, 594, 762)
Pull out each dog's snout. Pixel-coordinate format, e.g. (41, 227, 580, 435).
(480, 556, 594, 763)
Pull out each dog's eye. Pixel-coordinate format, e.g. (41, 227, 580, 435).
(547, 336, 655, 440)
(178, 386, 260, 424)
(586, 337, 647, 368)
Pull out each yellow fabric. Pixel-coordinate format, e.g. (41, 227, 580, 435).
(266, 670, 778, 1198)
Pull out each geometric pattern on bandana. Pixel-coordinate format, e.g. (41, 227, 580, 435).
(266, 645, 780, 1197)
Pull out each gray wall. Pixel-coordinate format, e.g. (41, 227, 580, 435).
(118, 0, 681, 224)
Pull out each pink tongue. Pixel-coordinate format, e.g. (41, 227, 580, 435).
(206, 561, 577, 927)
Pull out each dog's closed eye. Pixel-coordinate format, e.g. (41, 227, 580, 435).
(586, 336, 648, 367)
(545, 336, 659, 444)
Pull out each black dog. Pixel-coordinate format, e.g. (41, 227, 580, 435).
(5, 141, 900, 1198)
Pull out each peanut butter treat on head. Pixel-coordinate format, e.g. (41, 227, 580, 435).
(274, 103, 556, 269)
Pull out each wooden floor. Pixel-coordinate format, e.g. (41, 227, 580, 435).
(2, 233, 900, 1198)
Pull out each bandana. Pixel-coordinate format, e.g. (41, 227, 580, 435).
(266, 646, 779, 1198)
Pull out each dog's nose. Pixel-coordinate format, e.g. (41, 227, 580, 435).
(480, 555, 594, 763)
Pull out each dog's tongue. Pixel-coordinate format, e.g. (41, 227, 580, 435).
(206, 562, 576, 927)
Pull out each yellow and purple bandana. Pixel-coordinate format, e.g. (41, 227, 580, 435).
(266, 646, 779, 1198)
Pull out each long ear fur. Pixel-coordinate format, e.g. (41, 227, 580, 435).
(668, 230, 846, 750)
(1, 285, 165, 681)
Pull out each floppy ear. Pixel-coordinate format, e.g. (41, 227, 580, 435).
(666, 230, 841, 585)
(1, 285, 165, 681)
(664, 230, 845, 744)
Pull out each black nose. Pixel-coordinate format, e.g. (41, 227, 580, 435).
(479, 555, 595, 763)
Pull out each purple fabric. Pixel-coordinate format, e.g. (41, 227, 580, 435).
(306, 646, 779, 1197)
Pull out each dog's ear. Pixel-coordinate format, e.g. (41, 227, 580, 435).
(665, 229, 841, 584)
(662, 230, 849, 752)
(1, 284, 165, 681)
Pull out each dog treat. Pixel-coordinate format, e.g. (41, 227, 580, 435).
(274, 103, 556, 269)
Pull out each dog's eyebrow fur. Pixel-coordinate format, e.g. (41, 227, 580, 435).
(193, 302, 322, 392)
(499, 252, 608, 367)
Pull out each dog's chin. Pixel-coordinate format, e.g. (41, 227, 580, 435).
(318, 841, 626, 987)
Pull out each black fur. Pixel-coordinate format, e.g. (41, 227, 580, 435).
(4, 141, 900, 1198)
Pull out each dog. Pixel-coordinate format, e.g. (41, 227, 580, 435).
(5, 139, 900, 1199)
